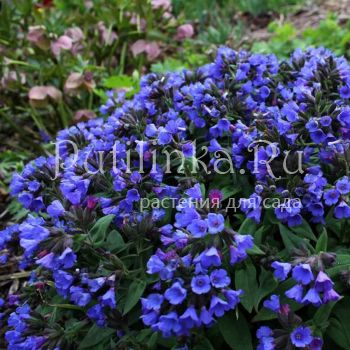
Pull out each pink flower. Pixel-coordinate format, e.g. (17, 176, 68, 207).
(97, 22, 118, 46)
(74, 109, 96, 122)
(64, 27, 84, 55)
(151, 0, 171, 10)
(175, 24, 194, 40)
(29, 86, 62, 108)
(130, 40, 161, 61)
(129, 13, 147, 31)
(64, 72, 95, 95)
(51, 35, 73, 56)
(208, 189, 223, 207)
(1, 71, 26, 89)
(64, 27, 84, 43)
(86, 196, 98, 209)
(27, 26, 50, 50)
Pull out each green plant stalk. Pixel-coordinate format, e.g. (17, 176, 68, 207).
(57, 101, 69, 129)
(0, 109, 42, 151)
(119, 41, 127, 75)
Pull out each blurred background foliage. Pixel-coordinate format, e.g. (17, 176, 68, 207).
(1, 0, 350, 226)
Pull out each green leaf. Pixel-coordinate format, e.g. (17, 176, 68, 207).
(290, 219, 317, 241)
(316, 229, 328, 253)
(313, 301, 337, 329)
(328, 318, 350, 349)
(218, 311, 253, 350)
(254, 268, 278, 310)
(220, 186, 240, 200)
(105, 230, 124, 251)
(123, 279, 146, 315)
(79, 325, 115, 349)
(238, 218, 257, 235)
(248, 244, 265, 256)
(89, 214, 115, 246)
(193, 337, 215, 350)
(327, 254, 350, 277)
(103, 75, 134, 89)
(326, 298, 350, 349)
(279, 224, 314, 253)
(235, 260, 257, 312)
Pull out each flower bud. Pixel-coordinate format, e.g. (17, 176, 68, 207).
(74, 109, 96, 122)
(51, 35, 72, 56)
(64, 72, 95, 95)
(175, 24, 194, 41)
(27, 26, 50, 50)
(29, 86, 62, 108)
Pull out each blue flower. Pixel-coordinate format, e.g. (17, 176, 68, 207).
(207, 213, 225, 234)
(292, 264, 314, 285)
(200, 247, 221, 268)
(324, 189, 340, 206)
(101, 288, 116, 309)
(290, 326, 313, 348)
(263, 295, 280, 313)
(164, 282, 187, 305)
(271, 261, 292, 281)
(323, 288, 341, 303)
(314, 271, 333, 292)
(47, 200, 65, 218)
(87, 277, 105, 292)
(334, 201, 350, 219)
(199, 307, 214, 325)
(235, 234, 254, 252)
(36, 252, 57, 270)
(340, 85, 350, 98)
(191, 275, 211, 294)
(126, 189, 140, 204)
(209, 296, 229, 317)
(185, 184, 202, 199)
(336, 176, 350, 194)
(187, 219, 208, 238)
(87, 304, 105, 327)
(142, 293, 164, 310)
(285, 284, 304, 303)
(58, 247, 76, 269)
(179, 306, 200, 329)
(60, 177, 89, 205)
(310, 338, 323, 350)
(224, 289, 242, 308)
(338, 108, 350, 127)
(182, 142, 194, 158)
(53, 270, 74, 297)
(210, 269, 230, 288)
(259, 86, 270, 99)
(70, 286, 91, 306)
(257, 326, 273, 339)
(157, 312, 181, 337)
(302, 287, 322, 306)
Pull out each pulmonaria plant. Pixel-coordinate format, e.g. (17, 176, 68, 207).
(1, 47, 350, 349)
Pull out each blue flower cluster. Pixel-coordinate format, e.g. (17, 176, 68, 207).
(5, 304, 47, 350)
(272, 261, 340, 306)
(257, 323, 323, 350)
(142, 190, 253, 336)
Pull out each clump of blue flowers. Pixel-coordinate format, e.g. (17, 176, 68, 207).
(2, 47, 350, 349)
